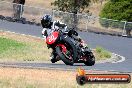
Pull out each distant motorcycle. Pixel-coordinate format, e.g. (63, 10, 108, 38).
(45, 28, 95, 66)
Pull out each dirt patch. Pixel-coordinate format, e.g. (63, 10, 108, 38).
(0, 67, 77, 88)
(0, 67, 75, 81)
(25, 0, 55, 9)
(0, 67, 131, 88)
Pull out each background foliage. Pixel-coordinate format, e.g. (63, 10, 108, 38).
(100, 0, 132, 22)
(51, 0, 91, 13)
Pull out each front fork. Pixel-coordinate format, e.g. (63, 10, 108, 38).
(51, 44, 67, 61)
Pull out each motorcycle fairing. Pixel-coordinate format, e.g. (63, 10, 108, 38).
(46, 31, 59, 45)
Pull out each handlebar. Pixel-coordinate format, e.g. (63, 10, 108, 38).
(53, 27, 78, 37)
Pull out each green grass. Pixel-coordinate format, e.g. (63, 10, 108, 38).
(0, 35, 51, 61)
(95, 46, 112, 60)
(0, 37, 25, 54)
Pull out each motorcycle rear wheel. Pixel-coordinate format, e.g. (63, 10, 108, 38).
(84, 52, 95, 66)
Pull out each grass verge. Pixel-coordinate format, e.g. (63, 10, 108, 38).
(0, 30, 51, 61)
(94, 46, 112, 60)
(0, 30, 111, 62)
(0, 67, 131, 88)
(0, 37, 25, 54)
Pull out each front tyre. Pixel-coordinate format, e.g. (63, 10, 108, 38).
(56, 46, 74, 65)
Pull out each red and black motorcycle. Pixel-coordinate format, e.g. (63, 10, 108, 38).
(45, 29, 95, 66)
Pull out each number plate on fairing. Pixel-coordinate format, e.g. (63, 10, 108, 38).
(46, 32, 59, 44)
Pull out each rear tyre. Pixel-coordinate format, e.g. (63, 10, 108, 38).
(84, 52, 95, 66)
(56, 46, 74, 65)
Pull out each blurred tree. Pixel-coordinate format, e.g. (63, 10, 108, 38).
(52, 0, 91, 13)
(100, 0, 132, 36)
(51, 0, 91, 30)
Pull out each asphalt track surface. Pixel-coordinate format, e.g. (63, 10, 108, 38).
(0, 20, 132, 72)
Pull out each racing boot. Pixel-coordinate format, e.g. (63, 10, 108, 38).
(50, 52, 59, 63)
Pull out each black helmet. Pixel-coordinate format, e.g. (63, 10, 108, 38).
(41, 14, 52, 28)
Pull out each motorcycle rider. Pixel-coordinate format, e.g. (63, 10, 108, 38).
(41, 14, 68, 39)
(41, 14, 68, 63)
(41, 14, 87, 63)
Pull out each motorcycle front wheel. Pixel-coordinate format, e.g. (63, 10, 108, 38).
(55, 46, 74, 65)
